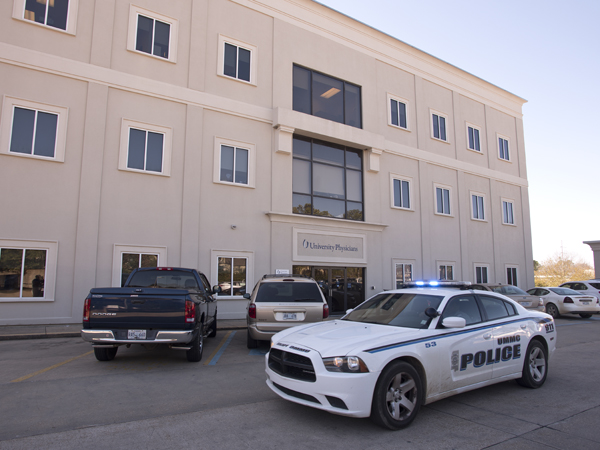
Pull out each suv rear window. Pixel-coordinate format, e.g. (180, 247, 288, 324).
(256, 282, 323, 303)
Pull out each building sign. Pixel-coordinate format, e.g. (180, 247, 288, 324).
(293, 228, 366, 264)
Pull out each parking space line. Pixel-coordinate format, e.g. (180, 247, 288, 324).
(204, 331, 236, 366)
(11, 351, 93, 383)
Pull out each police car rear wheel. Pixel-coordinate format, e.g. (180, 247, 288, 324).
(371, 361, 422, 430)
(517, 340, 547, 388)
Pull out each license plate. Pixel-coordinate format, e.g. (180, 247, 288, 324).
(521, 302, 531, 307)
(128, 329, 146, 339)
(582, 301, 590, 305)
(283, 313, 297, 320)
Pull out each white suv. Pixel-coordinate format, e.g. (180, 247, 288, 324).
(559, 280, 600, 302)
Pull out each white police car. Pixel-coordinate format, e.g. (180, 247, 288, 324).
(265, 281, 556, 430)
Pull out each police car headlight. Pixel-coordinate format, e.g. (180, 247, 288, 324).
(323, 356, 369, 373)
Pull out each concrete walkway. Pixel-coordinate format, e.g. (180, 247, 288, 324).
(0, 319, 247, 341)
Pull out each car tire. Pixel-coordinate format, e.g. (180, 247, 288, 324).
(247, 329, 258, 349)
(186, 330, 203, 362)
(516, 340, 547, 389)
(370, 361, 422, 430)
(579, 313, 593, 319)
(208, 315, 217, 338)
(94, 347, 118, 361)
(545, 303, 560, 318)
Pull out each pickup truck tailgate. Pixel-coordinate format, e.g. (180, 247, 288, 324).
(88, 288, 189, 329)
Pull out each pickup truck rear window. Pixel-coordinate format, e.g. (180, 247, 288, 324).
(128, 270, 200, 290)
(256, 282, 323, 303)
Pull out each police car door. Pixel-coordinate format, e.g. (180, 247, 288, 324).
(478, 295, 528, 380)
(438, 294, 493, 391)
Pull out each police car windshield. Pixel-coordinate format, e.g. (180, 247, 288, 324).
(343, 293, 443, 329)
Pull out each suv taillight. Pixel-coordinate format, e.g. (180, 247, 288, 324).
(83, 297, 90, 322)
(185, 300, 196, 323)
(248, 303, 256, 319)
(323, 303, 329, 319)
(564, 297, 574, 304)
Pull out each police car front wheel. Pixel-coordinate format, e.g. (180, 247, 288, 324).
(517, 340, 547, 389)
(371, 361, 422, 430)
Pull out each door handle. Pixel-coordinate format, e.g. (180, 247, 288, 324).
(483, 333, 491, 340)
(520, 324, 527, 329)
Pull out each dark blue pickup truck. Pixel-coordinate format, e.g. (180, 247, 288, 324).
(81, 267, 218, 362)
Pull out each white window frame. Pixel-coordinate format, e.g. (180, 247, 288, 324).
(506, 265, 519, 287)
(474, 264, 490, 284)
(501, 198, 516, 226)
(430, 109, 449, 143)
(12, 0, 79, 35)
(434, 183, 453, 217)
(387, 94, 410, 131)
(497, 133, 511, 162)
(390, 174, 413, 211)
(213, 137, 256, 188)
(118, 119, 172, 177)
(438, 261, 455, 281)
(111, 244, 167, 288)
(466, 122, 482, 153)
(127, 5, 179, 63)
(1, 96, 68, 163)
(211, 249, 254, 300)
(393, 260, 415, 289)
(470, 191, 486, 222)
(217, 35, 258, 86)
(0, 239, 58, 302)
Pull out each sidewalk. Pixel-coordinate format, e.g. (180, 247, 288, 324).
(0, 319, 248, 341)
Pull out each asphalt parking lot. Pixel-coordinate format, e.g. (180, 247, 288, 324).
(1, 316, 599, 450)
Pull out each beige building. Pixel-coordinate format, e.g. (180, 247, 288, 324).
(0, 0, 534, 324)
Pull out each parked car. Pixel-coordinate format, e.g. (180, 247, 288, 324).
(245, 274, 329, 348)
(526, 287, 599, 318)
(470, 284, 544, 311)
(559, 280, 600, 302)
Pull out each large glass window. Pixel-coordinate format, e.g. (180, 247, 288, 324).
(432, 113, 447, 141)
(136, 14, 170, 59)
(467, 125, 481, 152)
(218, 257, 247, 296)
(0, 248, 47, 298)
(393, 178, 410, 209)
(224, 43, 251, 82)
(120, 253, 158, 287)
(472, 194, 485, 220)
(498, 137, 510, 161)
(502, 200, 515, 225)
(439, 264, 454, 281)
(24, 0, 69, 30)
(293, 65, 362, 128)
(127, 128, 164, 173)
(395, 263, 413, 288)
(292, 136, 363, 221)
(10, 106, 58, 158)
(436, 187, 451, 215)
(220, 145, 249, 185)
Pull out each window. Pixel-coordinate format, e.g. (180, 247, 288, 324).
(293, 65, 362, 128)
(292, 136, 363, 221)
(127, 5, 178, 63)
(213, 137, 256, 188)
(435, 185, 451, 216)
(475, 265, 489, 284)
(391, 175, 411, 210)
(467, 124, 481, 152)
(218, 35, 257, 84)
(388, 95, 408, 130)
(479, 296, 511, 320)
(439, 264, 454, 281)
(441, 295, 481, 326)
(13, 0, 78, 34)
(431, 111, 448, 142)
(506, 266, 518, 286)
(0, 239, 57, 302)
(1, 97, 68, 162)
(218, 257, 247, 297)
(112, 245, 166, 287)
(502, 199, 515, 225)
(471, 193, 485, 221)
(498, 136, 510, 161)
(119, 119, 172, 176)
(120, 253, 158, 287)
(395, 263, 413, 288)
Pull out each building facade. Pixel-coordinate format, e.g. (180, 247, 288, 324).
(0, 0, 534, 324)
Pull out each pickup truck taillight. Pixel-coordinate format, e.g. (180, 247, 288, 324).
(248, 303, 256, 319)
(83, 297, 90, 322)
(185, 300, 196, 323)
(323, 303, 330, 319)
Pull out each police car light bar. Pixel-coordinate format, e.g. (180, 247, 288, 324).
(403, 281, 472, 288)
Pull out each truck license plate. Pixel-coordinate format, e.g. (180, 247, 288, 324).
(283, 313, 297, 320)
(128, 329, 146, 340)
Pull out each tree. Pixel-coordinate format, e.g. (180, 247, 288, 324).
(534, 252, 594, 287)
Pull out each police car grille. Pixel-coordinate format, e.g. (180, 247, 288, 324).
(269, 348, 316, 382)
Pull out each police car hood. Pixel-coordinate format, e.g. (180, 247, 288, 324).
(275, 319, 420, 357)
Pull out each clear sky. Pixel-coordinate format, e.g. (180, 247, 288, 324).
(317, 0, 599, 266)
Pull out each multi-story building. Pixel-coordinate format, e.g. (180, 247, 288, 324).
(0, 0, 533, 324)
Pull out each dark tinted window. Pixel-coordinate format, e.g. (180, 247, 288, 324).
(589, 283, 600, 289)
(256, 282, 323, 303)
(441, 295, 482, 326)
(128, 270, 200, 290)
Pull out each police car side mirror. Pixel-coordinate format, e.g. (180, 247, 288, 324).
(425, 307, 439, 319)
(442, 317, 466, 328)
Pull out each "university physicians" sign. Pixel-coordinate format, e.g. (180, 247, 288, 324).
(293, 228, 366, 263)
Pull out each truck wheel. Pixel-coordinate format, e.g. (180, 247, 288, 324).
(247, 329, 258, 349)
(94, 347, 118, 361)
(370, 361, 422, 430)
(579, 313, 593, 319)
(516, 340, 547, 388)
(208, 315, 217, 338)
(186, 331, 203, 362)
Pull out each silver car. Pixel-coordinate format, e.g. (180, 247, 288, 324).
(559, 280, 600, 302)
(470, 284, 544, 311)
(245, 274, 329, 348)
(527, 287, 599, 318)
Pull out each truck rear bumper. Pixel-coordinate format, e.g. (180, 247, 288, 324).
(81, 329, 194, 344)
